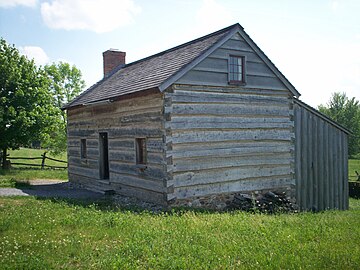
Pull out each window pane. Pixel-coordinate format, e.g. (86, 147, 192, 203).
(229, 56, 245, 83)
(237, 57, 242, 66)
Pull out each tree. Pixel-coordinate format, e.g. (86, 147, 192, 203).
(0, 38, 58, 168)
(43, 62, 85, 154)
(318, 92, 360, 157)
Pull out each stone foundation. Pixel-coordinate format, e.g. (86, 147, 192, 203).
(170, 187, 296, 211)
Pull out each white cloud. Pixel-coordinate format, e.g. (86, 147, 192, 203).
(19, 46, 49, 66)
(40, 0, 141, 33)
(0, 0, 37, 8)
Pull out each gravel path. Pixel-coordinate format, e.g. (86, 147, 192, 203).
(0, 180, 104, 199)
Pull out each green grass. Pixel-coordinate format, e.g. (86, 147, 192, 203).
(349, 159, 360, 181)
(0, 148, 68, 186)
(7, 148, 67, 168)
(0, 197, 359, 269)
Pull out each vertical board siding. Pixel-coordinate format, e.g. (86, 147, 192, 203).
(294, 101, 349, 211)
(67, 92, 167, 203)
(169, 84, 295, 199)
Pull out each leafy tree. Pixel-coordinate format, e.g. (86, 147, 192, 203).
(43, 62, 85, 154)
(0, 38, 58, 168)
(318, 92, 360, 157)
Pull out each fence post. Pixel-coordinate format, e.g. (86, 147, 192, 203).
(41, 152, 47, 170)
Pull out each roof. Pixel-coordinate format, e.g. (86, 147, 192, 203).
(64, 23, 300, 109)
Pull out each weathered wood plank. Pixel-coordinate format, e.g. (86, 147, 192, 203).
(173, 84, 289, 96)
(209, 48, 263, 63)
(109, 128, 164, 138)
(173, 154, 292, 172)
(110, 162, 167, 180)
(68, 165, 99, 179)
(110, 173, 165, 193)
(344, 134, 349, 209)
(174, 165, 292, 187)
(174, 177, 295, 199)
(300, 107, 308, 210)
(294, 104, 302, 209)
(109, 181, 166, 205)
(172, 129, 292, 144)
(171, 144, 292, 159)
(169, 116, 293, 130)
(170, 90, 289, 105)
(324, 122, 330, 209)
(317, 119, 324, 211)
(172, 140, 292, 152)
(171, 103, 290, 116)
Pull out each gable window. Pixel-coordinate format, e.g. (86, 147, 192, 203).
(80, 139, 87, 159)
(229, 55, 246, 84)
(135, 138, 147, 165)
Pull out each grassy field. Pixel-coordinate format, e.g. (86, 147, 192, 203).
(0, 148, 68, 186)
(0, 197, 359, 269)
(349, 159, 360, 181)
(7, 148, 67, 168)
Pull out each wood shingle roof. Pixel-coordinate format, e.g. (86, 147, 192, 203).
(64, 24, 237, 109)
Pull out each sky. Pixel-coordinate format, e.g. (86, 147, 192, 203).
(0, 0, 359, 107)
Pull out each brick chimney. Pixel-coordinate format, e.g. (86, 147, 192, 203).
(103, 49, 126, 77)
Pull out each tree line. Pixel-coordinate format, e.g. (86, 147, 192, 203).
(0, 38, 85, 168)
(318, 92, 360, 158)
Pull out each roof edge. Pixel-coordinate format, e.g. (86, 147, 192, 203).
(159, 23, 242, 92)
(294, 98, 351, 134)
(238, 28, 301, 98)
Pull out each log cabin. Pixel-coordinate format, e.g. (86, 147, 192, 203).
(63, 23, 349, 211)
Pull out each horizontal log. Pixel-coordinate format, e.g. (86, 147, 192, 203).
(68, 110, 163, 129)
(174, 165, 292, 187)
(109, 128, 164, 138)
(110, 173, 165, 193)
(109, 181, 166, 204)
(68, 156, 99, 168)
(173, 154, 292, 172)
(109, 150, 165, 165)
(110, 162, 167, 180)
(172, 84, 289, 96)
(169, 116, 292, 130)
(172, 140, 292, 152)
(68, 165, 99, 179)
(171, 144, 291, 159)
(68, 92, 163, 120)
(171, 103, 290, 117)
(174, 176, 295, 199)
(108, 139, 135, 149)
(170, 90, 289, 105)
(172, 129, 293, 144)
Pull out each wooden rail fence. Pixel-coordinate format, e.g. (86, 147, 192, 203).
(5, 152, 67, 169)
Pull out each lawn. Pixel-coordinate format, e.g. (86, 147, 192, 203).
(7, 148, 67, 168)
(0, 197, 359, 269)
(0, 148, 68, 187)
(349, 159, 360, 181)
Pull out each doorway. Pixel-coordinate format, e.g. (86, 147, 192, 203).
(99, 132, 109, 180)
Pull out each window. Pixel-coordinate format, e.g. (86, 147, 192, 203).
(229, 55, 246, 84)
(135, 138, 147, 164)
(80, 139, 87, 159)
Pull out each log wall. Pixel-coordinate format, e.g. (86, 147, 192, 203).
(67, 91, 167, 204)
(165, 84, 295, 201)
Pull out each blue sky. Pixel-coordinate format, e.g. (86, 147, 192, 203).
(0, 0, 359, 107)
